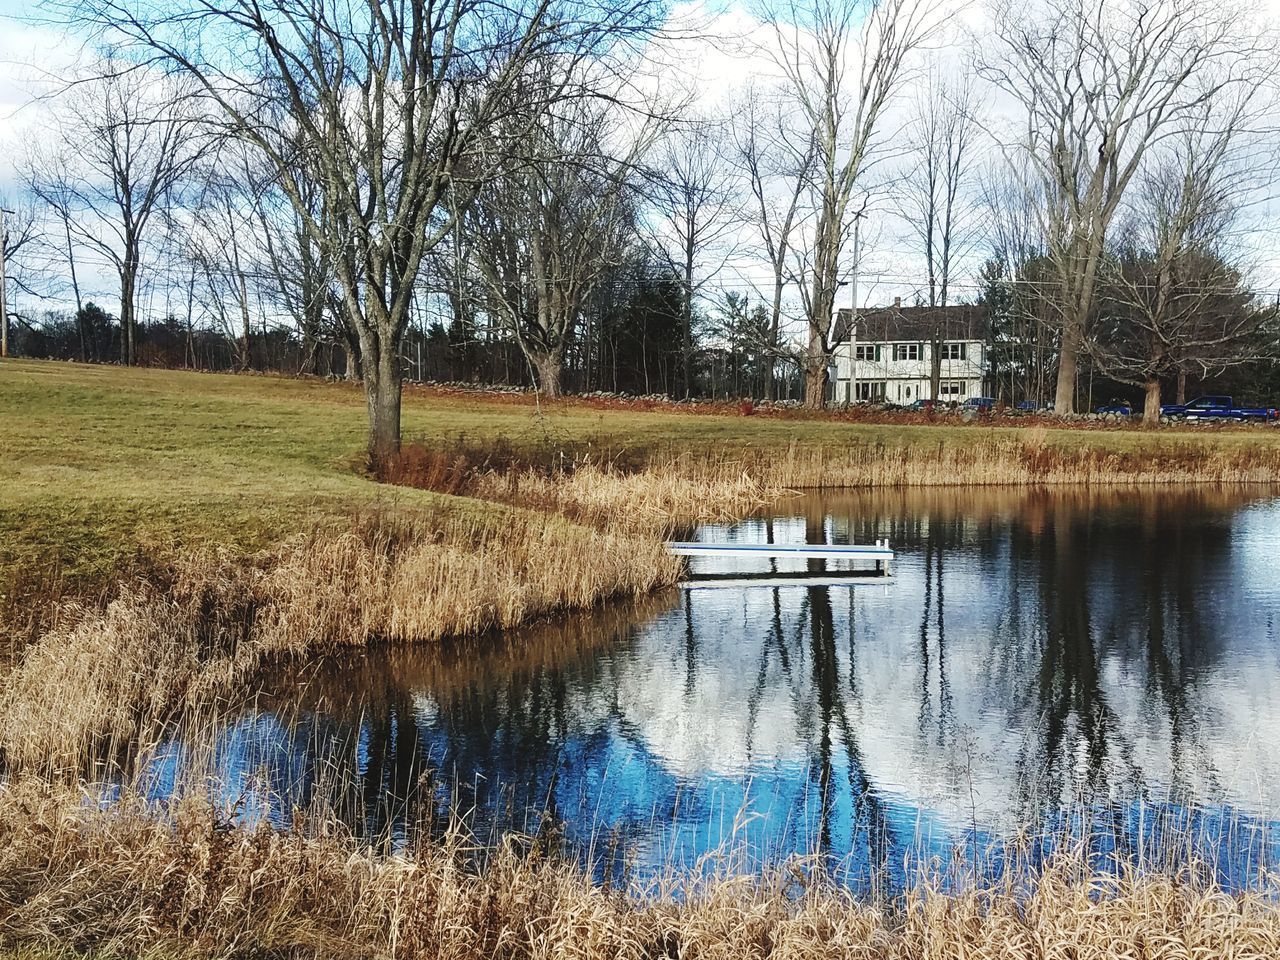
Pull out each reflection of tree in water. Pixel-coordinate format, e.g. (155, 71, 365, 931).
(813, 486, 1260, 845)
(1106, 496, 1230, 800)
(176, 487, 1273, 883)
(214, 595, 678, 846)
(1014, 498, 1126, 816)
(802, 579, 891, 878)
(1006, 492, 1247, 833)
(917, 518, 955, 751)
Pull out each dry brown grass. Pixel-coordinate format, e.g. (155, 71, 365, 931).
(680, 432, 1280, 488)
(470, 461, 774, 533)
(0, 507, 683, 775)
(1, 435, 788, 775)
(1, 779, 1278, 960)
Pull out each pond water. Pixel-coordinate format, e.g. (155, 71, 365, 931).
(148, 487, 1280, 890)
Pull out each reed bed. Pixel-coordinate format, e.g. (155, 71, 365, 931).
(2, 442, 789, 773)
(0, 508, 682, 775)
(1, 778, 1278, 960)
(671, 432, 1280, 489)
(385, 428, 1280, 500)
(470, 461, 775, 532)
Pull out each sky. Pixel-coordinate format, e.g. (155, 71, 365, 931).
(3, 0, 1280, 326)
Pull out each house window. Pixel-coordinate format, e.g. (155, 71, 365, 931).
(854, 344, 881, 362)
(893, 343, 920, 361)
(855, 381, 886, 401)
(939, 343, 967, 361)
(939, 381, 965, 397)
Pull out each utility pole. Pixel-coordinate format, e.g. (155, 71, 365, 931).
(848, 213, 862, 403)
(0, 207, 10, 359)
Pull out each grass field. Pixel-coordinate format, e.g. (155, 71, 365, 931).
(7, 360, 1280, 956)
(6, 357, 1280, 595)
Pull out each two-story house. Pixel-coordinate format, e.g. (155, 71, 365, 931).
(832, 300, 989, 405)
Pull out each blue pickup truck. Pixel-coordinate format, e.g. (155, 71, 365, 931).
(1161, 396, 1280, 422)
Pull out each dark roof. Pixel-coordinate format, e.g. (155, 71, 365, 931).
(834, 303, 988, 344)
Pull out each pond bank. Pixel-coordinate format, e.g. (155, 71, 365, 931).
(7, 361, 1280, 955)
(3, 778, 1276, 960)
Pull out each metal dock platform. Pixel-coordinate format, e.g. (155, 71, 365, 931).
(666, 539, 894, 578)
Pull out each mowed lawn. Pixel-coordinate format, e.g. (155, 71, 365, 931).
(5, 358, 1279, 587)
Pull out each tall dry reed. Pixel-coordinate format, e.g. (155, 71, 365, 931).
(1, 778, 1278, 960)
(471, 461, 774, 533)
(703, 433, 1280, 488)
(0, 507, 682, 774)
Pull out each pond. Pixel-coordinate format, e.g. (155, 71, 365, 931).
(146, 487, 1280, 890)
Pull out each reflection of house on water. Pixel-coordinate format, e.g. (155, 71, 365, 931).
(152, 488, 1280, 889)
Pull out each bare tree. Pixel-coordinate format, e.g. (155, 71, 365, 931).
(898, 67, 981, 402)
(182, 143, 271, 371)
(18, 151, 93, 359)
(1091, 95, 1274, 424)
(649, 121, 741, 397)
(765, 0, 943, 409)
(1, 196, 40, 358)
(247, 145, 341, 377)
(70, 0, 664, 463)
(30, 62, 203, 366)
(983, 0, 1266, 415)
(733, 86, 816, 400)
(468, 95, 647, 397)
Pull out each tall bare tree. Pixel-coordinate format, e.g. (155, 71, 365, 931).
(183, 143, 272, 371)
(30, 62, 203, 366)
(983, 0, 1265, 414)
(734, 86, 816, 400)
(72, 0, 663, 462)
(469, 95, 646, 397)
(979, 162, 1053, 405)
(0, 197, 38, 359)
(1092, 94, 1274, 424)
(18, 151, 92, 359)
(766, 0, 943, 409)
(649, 121, 741, 397)
(899, 67, 981, 401)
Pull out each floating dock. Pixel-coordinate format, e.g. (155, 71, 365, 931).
(680, 572, 891, 590)
(666, 539, 894, 577)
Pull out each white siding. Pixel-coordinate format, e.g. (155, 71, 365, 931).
(833, 339, 987, 402)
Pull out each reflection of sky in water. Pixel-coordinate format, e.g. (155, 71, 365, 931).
(145, 489, 1280, 890)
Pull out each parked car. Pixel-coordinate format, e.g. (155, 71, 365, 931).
(1163, 396, 1279, 422)
(963, 396, 997, 412)
(1160, 396, 1230, 418)
(1095, 400, 1135, 416)
(905, 398, 940, 412)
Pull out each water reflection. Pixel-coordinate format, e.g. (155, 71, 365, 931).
(150, 487, 1280, 888)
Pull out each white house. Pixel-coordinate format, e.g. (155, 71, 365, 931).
(831, 301, 990, 405)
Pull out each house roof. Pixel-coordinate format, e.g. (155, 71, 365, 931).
(834, 303, 989, 344)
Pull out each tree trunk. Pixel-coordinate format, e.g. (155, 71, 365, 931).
(764, 280, 783, 401)
(930, 337, 942, 402)
(1053, 320, 1081, 414)
(66, 221, 86, 362)
(681, 261, 694, 398)
(803, 332, 828, 410)
(363, 345, 401, 465)
(238, 271, 253, 371)
(1143, 377, 1161, 426)
(1176, 369, 1187, 405)
(120, 267, 136, 366)
(534, 351, 563, 399)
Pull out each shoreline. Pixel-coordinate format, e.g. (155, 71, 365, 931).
(5, 360, 1280, 954)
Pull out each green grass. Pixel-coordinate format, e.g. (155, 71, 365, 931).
(5, 357, 1279, 596)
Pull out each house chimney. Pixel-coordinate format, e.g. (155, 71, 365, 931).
(893, 297, 901, 309)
